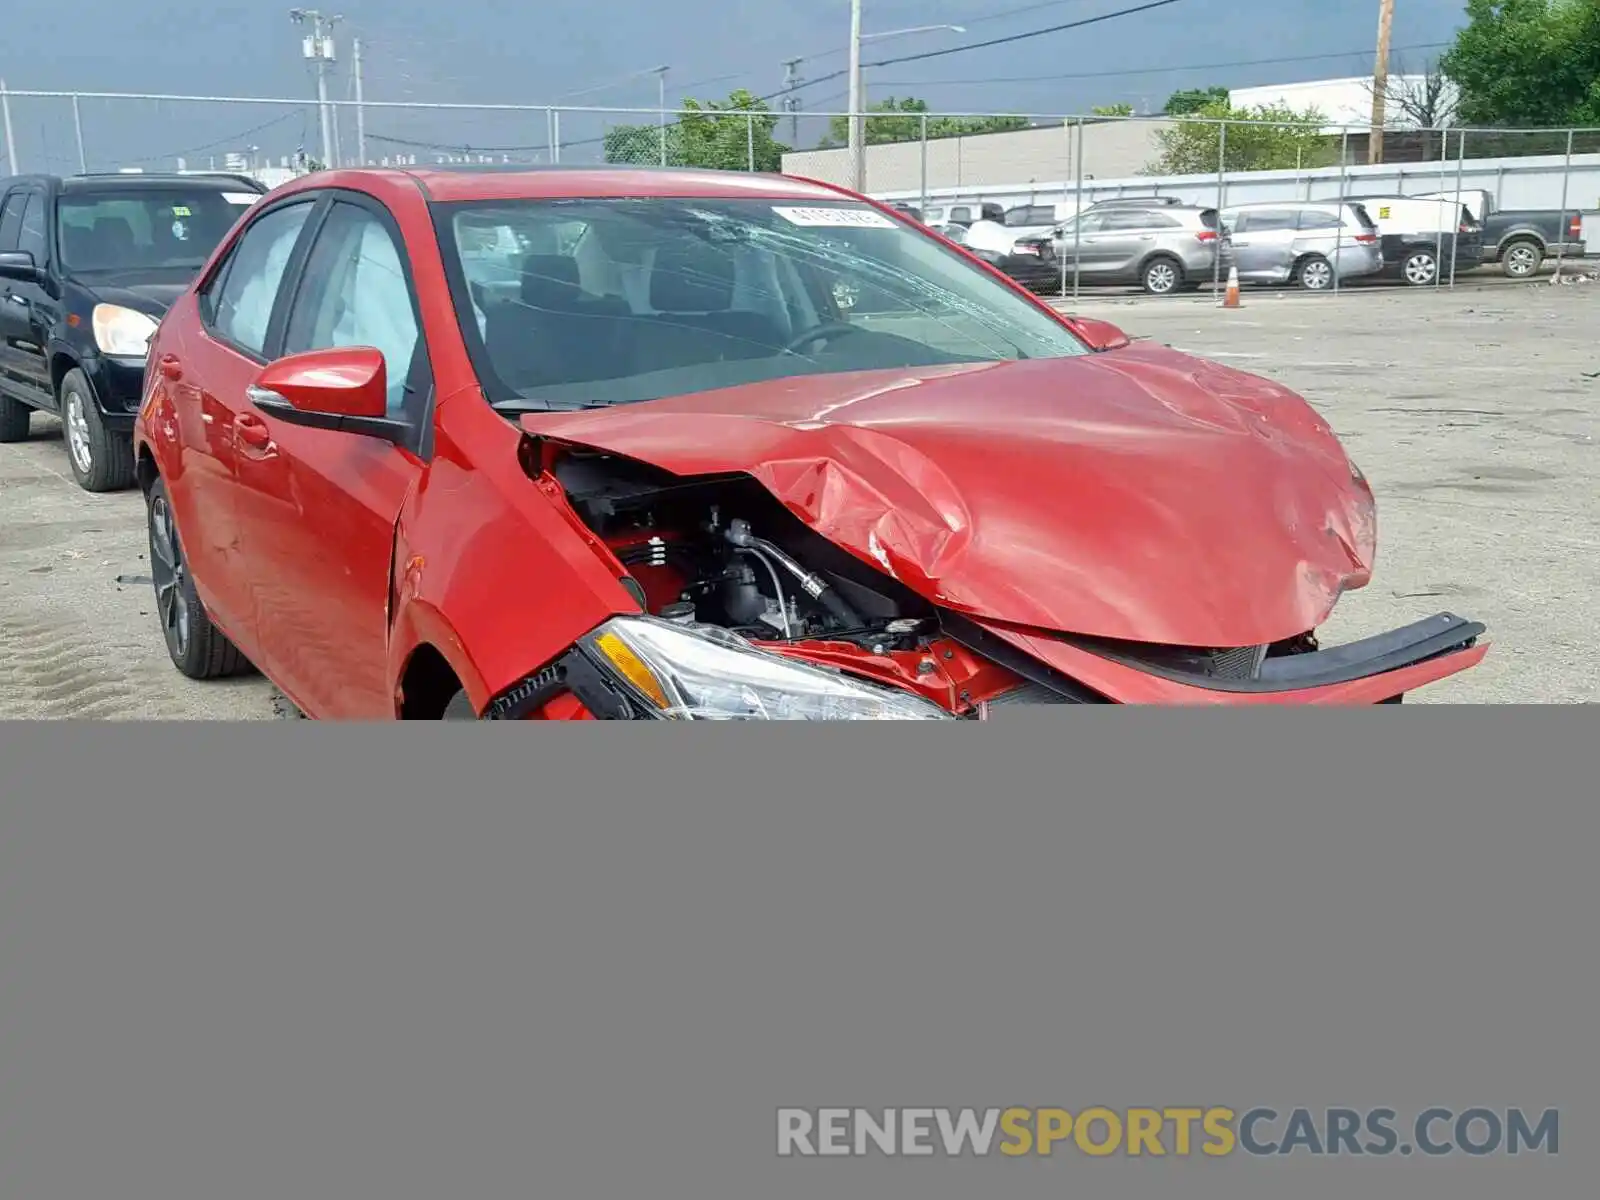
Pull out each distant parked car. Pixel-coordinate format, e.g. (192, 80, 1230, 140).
(0, 170, 267, 489)
(1218, 201, 1384, 290)
(1089, 195, 1188, 209)
(1412, 188, 1586, 278)
(922, 201, 1004, 228)
(999, 200, 1084, 246)
(964, 233, 1063, 293)
(1314, 194, 1482, 286)
(1050, 203, 1232, 295)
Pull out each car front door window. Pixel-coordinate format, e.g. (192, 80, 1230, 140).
(282, 201, 422, 422)
(18, 193, 49, 265)
(0, 191, 26, 252)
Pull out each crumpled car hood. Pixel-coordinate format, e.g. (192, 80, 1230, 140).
(519, 343, 1377, 648)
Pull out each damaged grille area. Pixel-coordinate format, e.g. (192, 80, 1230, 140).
(1209, 644, 1269, 680)
(1058, 634, 1272, 682)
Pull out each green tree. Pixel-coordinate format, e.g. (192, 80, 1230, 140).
(604, 88, 789, 171)
(1163, 86, 1230, 115)
(1091, 103, 1134, 116)
(1145, 99, 1339, 174)
(1439, 0, 1600, 127)
(821, 97, 1030, 147)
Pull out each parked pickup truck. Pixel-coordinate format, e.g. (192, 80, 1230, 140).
(1412, 189, 1586, 278)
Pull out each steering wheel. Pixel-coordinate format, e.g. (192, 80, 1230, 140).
(783, 321, 864, 356)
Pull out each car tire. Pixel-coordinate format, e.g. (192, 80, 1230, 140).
(442, 690, 479, 720)
(1295, 254, 1334, 291)
(1401, 247, 1438, 287)
(146, 476, 252, 680)
(1499, 238, 1543, 278)
(0, 393, 31, 442)
(60, 369, 136, 493)
(1140, 256, 1183, 295)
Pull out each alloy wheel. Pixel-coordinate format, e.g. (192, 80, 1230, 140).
(1300, 259, 1333, 290)
(149, 496, 191, 660)
(1504, 244, 1539, 276)
(1403, 252, 1437, 285)
(1145, 262, 1178, 294)
(65, 391, 94, 475)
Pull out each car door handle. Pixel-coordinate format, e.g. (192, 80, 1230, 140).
(1232, 240, 1251, 247)
(7, 293, 27, 306)
(158, 354, 183, 381)
(234, 412, 274, 450)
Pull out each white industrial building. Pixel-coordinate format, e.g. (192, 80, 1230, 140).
(1229, 74, 1462, 134)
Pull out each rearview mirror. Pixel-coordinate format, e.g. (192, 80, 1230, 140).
(246, 346, 410, 444)
(0, 250, 40, 282)
(1063, 315, 1131, 352)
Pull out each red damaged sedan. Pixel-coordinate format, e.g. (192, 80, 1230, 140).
(132, 165, 1487, 718)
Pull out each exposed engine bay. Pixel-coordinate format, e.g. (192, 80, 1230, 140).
(548, 450, 1045, 715)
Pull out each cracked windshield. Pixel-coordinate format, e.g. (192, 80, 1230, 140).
(442, 197, 1091, 411)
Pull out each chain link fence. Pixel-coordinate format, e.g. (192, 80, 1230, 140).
(4, 90, 1596, 296)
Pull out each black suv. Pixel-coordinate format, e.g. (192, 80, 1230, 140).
(0, 171, 268, 490)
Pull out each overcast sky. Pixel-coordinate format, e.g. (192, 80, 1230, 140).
(2, 0, 1468, 173)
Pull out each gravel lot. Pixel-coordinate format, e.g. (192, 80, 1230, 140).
(2, 277, 1594, 716)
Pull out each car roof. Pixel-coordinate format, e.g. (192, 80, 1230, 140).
(371, 164, 854, 204)
(1227, 199, 1342, 209)
(57, 172, 266, 194)
(1089, 203, 1213, 215)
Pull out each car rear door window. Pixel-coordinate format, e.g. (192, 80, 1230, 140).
(1297, 209, 1341, 231)
(1101, 210, 1164, 230)
(281, 200, 425, 423)
(206, 200, 315, 357)
(1241, 209, 1301, 232)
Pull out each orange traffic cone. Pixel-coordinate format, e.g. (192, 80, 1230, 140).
(1221, 264, 1241, 308)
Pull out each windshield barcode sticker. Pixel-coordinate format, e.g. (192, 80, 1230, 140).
(772, 206, 896, 229)
(223, 192, 261, 206)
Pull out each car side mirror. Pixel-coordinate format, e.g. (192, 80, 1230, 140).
(0, 250, 40, 282)
(1063, 315, 1131, 352)
(246, 346, 409, 444)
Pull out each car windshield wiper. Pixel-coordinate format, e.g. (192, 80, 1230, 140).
(490, 397, 613, 414)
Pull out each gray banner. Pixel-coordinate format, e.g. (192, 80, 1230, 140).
(1, 714, 1592, 1199)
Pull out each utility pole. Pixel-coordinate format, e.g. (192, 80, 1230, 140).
(847, 0, 865, 192)
(1, 80, 17, 175)
(1368, 0, 1395, 165)
(290, 8, 341, 169)
(353, 35, 366, 166)
(782, 58, 803, 147)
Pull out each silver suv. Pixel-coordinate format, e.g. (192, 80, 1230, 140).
(1050, 204, 1232, 295)
(1219, 201, 1384, 290)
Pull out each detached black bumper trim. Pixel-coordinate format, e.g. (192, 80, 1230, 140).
(1064, 612, 1485, 694)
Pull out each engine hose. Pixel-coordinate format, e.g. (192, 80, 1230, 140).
(722, 520, 864, 628)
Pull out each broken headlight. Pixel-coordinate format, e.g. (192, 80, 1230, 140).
(580, 616, 952, 721)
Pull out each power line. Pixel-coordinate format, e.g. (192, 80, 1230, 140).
(874, 41, 1452, 87)
(863, 0, 1193, 70)
(960, 0, 1105, 24)
(752, 0, 1198, 105)
(123, 109, 306, 166)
